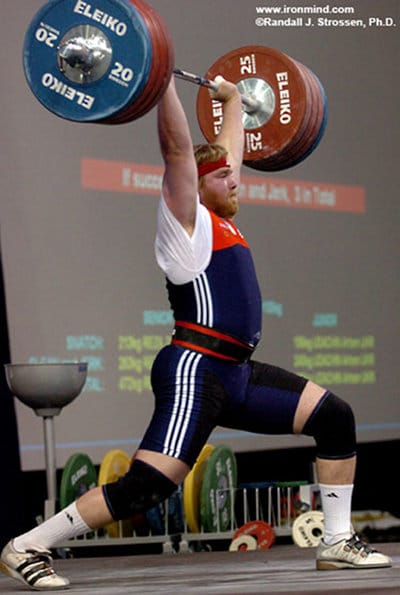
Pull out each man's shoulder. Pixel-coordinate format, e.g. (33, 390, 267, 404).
(209, 213, 249, 250)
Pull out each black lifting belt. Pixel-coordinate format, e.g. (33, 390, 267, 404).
(171, 321, 255, 363)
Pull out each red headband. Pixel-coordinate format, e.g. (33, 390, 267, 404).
(197, 157, 231, 177)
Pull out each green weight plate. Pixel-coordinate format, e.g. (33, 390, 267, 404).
(59, 452, 97, 509)
(199, 445, 237, 533)
(276, 480, 308, 488)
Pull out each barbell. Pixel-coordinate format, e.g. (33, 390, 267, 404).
(22, 0, 328, 171)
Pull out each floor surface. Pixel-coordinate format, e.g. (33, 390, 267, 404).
(0, 541, 398, 594)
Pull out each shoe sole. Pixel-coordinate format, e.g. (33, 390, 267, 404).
(317, 559, 392, 570)
(0, 559, 70, 591)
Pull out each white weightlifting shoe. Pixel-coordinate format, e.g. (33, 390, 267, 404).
(316, 534, 392, 570)
(0, 540, 70, 590)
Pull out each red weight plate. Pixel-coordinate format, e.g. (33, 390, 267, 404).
(275, 58, 315, 160)
(107, 0, 173, 123)
(249, 59, 326, 171)
(196, 46, 308, 163)
(232, 520, 275, 550)
(121, 0, 172, 120)
(291, 64, 326, 165)
(130, 0, 173, 119)
(298, 72, 328, 164)
(104, 0, 160, 123)
(277, 62, 319, 166)
(278, 65, 325, 169)
(278, 61, 323, 168)
(260, 61, 321, 170)
(105, 0, 173, 124)
(246, 57, 315, 171)
(104, 1, 160, 123)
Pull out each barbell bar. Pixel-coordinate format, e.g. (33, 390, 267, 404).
(22, 0, 328, 170)
(173, 68, 262, 115)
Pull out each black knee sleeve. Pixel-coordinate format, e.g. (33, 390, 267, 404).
(102, 459, 178, 521)
(302, 391, 356, 460)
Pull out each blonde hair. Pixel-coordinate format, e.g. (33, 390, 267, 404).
(194, 143, 228, 172)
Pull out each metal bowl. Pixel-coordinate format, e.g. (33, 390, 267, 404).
(4, 362, 88, 414)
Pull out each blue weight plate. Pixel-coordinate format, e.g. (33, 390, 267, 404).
(167, 488, 184, 534)
(23, 0, 152, 122)
(145, 503, 165, 536)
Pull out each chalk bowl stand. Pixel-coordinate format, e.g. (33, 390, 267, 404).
(4, 362, 88, 519)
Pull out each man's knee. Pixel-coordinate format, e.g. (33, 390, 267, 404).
(102, 459, 178, 521)
(302, 391, 356, 460)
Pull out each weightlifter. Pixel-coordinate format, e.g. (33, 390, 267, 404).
(0, 76, 391, 590)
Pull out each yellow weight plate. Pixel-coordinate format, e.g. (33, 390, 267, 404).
(98, 449, 132, 537)
(98, 449, 131, 485)
(183, 444, 215, 533)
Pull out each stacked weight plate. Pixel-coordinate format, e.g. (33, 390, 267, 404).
(98, 449, 133, 537)
(230, 520, 275, 551)
(23, 0, 173, 123)
(196, 45, 328, 171)
(184, 444, 238, 534)
(105, 0, 174, 123)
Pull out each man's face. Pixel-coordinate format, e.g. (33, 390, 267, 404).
(199, 167, 239, 219)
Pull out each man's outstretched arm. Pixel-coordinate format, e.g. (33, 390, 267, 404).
(157, 77, 198, 235)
